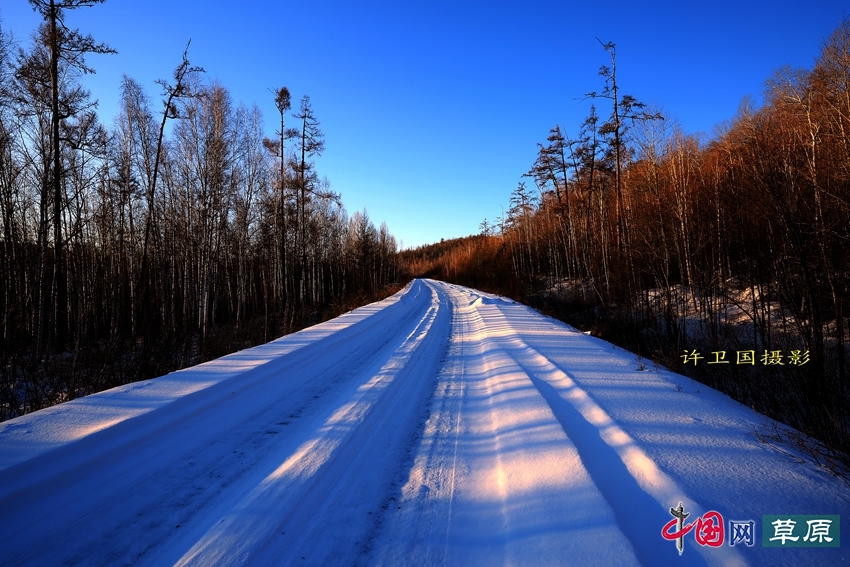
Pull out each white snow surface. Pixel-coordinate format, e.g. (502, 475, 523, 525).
(0, 279, 847, 566)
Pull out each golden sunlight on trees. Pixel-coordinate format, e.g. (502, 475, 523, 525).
(402, 20, 850, 469)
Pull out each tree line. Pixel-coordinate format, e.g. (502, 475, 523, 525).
(402, 21, 850, 472)
(0, 1, 398, 420)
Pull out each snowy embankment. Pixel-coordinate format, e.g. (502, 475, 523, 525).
(0, 279, 846, 566)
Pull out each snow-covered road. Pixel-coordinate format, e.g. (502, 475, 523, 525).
(0, 280, 847, 566)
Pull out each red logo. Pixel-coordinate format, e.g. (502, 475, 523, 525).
(662, 502, 725, 554)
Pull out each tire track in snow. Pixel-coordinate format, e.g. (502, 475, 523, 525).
(0, 281, 442, 567)
(448, 283, 513, 563)
(442, 286, 467, 565)
(170, 281, 450, 567)
(454, 284, 640, 566)
(365, 282, 467, 567)
(475, 296, 748, 567)
(371, 281, 643, 566)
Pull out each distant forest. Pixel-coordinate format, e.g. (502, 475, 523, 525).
(0, 1, 399, 420)
(403, 22, 850, 471)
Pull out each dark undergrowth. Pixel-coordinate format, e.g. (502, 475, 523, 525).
(0, 284, 403, 423)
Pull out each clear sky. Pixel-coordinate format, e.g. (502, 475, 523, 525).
(1, 1, 847, 249)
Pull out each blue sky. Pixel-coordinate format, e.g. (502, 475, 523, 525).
(1, 1, 847, 249)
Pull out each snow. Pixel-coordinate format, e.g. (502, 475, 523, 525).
(0, 279, 847, 566)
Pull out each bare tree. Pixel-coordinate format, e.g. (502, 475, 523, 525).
(27, 0, 114, 352)
(136, 41, 203, 333)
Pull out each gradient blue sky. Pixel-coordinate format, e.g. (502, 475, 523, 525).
(1, 1, 847, 249)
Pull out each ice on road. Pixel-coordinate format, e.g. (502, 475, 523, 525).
(1, 279, 847, 566)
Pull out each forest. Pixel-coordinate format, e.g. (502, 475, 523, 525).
(402, 22, 850, 473)
(2, 2, 848, 476)
(0, 1, 399, 421)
